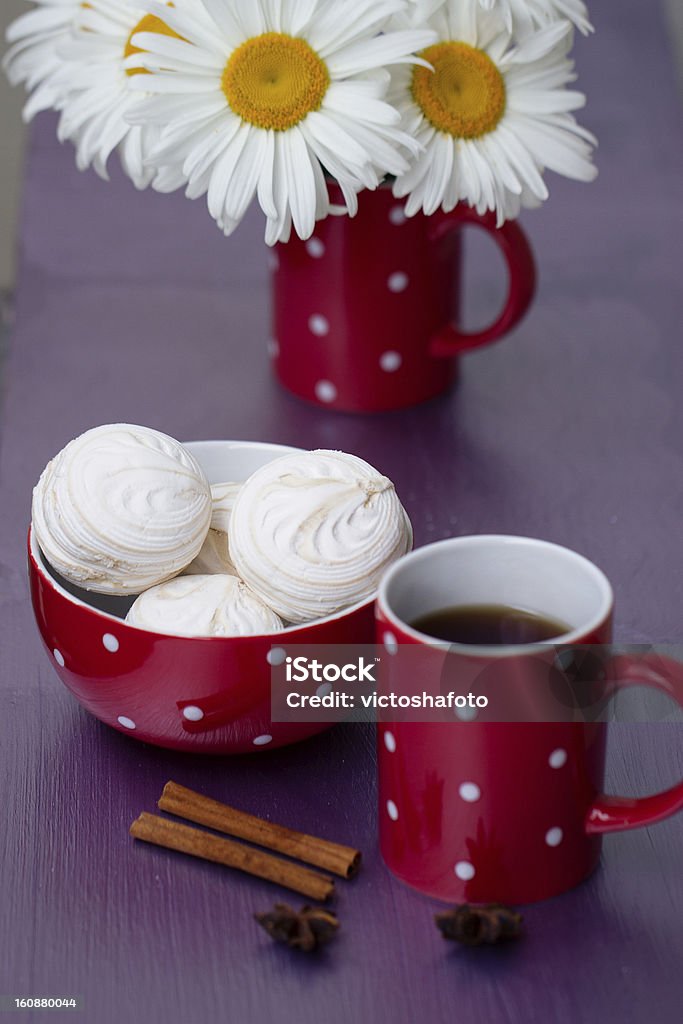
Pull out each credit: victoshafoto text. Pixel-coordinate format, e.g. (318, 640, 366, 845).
(283, 656, 489, 710)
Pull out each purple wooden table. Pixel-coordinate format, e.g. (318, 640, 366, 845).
(1, 2, 682, 1021)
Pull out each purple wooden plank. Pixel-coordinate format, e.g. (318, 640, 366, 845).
(1, 1, 682, 1022)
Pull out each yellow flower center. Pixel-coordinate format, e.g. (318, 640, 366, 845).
(124, 14, 182, 78)
(221, 32, 330, 131)
(412, 42, 506, 139)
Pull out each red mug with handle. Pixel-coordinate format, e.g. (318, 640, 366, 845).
(375, 536, 683, 904)
(270, 185, 536, 413)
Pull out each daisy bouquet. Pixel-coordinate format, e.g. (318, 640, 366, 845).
(4, 0, 597, 244)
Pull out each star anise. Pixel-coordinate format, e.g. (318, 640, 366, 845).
(435, 903, 523, 946)
(254, 903, 340, 952)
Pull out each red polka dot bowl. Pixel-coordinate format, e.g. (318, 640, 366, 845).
(28, 440, 374, 754)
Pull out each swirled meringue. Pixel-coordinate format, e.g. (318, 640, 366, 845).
(126, 574, 283, 637)
(183, 529, 236, 576)
(229, 450, 412, 622)
(184, 481, 242, 575)
(32, 424, 212, 594)
(210, 481, 241, 534)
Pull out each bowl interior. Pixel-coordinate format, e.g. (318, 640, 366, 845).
(30, 439, 375, 634)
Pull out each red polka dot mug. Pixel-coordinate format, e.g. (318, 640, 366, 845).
(270, 185, 536, 413)
(375, 536, 683, 904)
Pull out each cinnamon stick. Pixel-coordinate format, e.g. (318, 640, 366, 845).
(158, 781, 361, 880)
(130, 813, 335, 902)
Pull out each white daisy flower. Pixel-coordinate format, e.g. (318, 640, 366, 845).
(3, 0, 80, 120)
(51, 0, 187, 189)
(478, 0, 593, 38)
(391, 0, 597, 225)
(124, 0, 436, 245)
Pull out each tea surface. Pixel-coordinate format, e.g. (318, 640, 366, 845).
(410, 604, 571, 645)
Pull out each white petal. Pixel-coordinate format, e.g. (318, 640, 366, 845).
(323, 83, 400, 126)
(261, 0, 283, 32)
(326, 114, 411, 177)
(266, 132, 291, 244)
(206, 122, 251, 220)
(127, 93, 226, 127)
(281, 0, 320, 37)
(479, 135, 522, 195)
(153, 164, 187, 193)
(304, 110, 374, 180)
(509, 88, 586, 115)
(310, 153, 330, 219)
(423, 133, 454, 215)
(128, 32, 225, 71)
(186, 166, 214, 199)
(183, 116, 241, 181)
(256, 130, 278, 220)
(493, 123, 549, 199)
(308, 1, 403, 56)
(223, 126, 266, 223)
(512, 116, 597, 181)
(128, 73, 217, 94)
(199, 0, 245, 48)
(507, 22, 572, 65)
(446, 2, 479, 46)
(119, 125, 155, 190)
(234, 0, 266, 39)
(280, 126, 317, 239)
(125, 53, 221, 77)
(327, 30, 436, 77)
(6, 5, 73, 43)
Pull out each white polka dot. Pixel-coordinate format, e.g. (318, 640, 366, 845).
(388, 272, 409, 293)
(267, 647, 287, 666)
(389, 205, 407, 226)
(253, 734, 273, 746)
(267, 252, 279, 272)
(306, 237, 325, 258)
(102, 633, 119, 653)
(549, 748, 567, 769)
(380, 351, 402, 373)
(117, 716, 136, 730)
(267, 338, 279, 359)
(315, 380, 337, 404)
(455, 705, 478, 722)
(454, 861, 476, 881)
(383, 631, 398, 655)
(316, 682, 333, 699)
(386, 800, 399, 821)
(309, 314, 330, 337)
(383, 730, 397, 753)
(182, 706, 204, 722)
(53, 648, 65, 667)
(545, 827, 564, 847)
(458, 782, 481, 803)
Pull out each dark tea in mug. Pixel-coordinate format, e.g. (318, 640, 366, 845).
(410, 604, 571, 645)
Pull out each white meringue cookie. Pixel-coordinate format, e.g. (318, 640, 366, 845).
(210, 481, 242, 534)
(229, 449, 412, 623)
(183, 481, 242, 575)
(32, 423, 212, 594)
(125, 574, 283, 637)
(183, 528, 236, 576)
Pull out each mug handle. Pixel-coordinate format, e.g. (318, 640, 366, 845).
(585, 653, 683, 834)
(427, 206, 537, 358)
